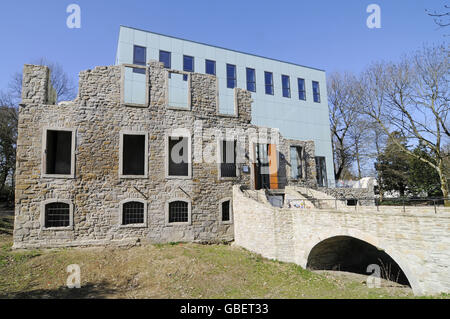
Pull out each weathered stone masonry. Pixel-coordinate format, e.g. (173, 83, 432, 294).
(233, 186, 450, 295)
(13, 61, 317, 249)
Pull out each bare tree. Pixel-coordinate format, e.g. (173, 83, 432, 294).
(328, 72, 362, 180)
(360, 44, 450, 200)
(348, 117, 373, 179)
(0, 91, 18, 198)
(367, 121, 388, 199)
(426, 4, 450, 28)
(8, 57, 76, 102)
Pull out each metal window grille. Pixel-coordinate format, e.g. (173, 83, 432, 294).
(169, 201, 188, 223)
(45, 202, 70, 228)
(221, 163, 237, 177)
(222, 200, 230, 221)
(168, 137, 189, 176)
(221, 140, 237, 177)
(122, 201, 144, 225)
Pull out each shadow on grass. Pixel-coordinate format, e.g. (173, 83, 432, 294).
(0, 216, 13, 235)
(0, 281, 117, 299)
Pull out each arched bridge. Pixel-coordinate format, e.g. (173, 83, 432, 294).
(232, 186, 450, 296)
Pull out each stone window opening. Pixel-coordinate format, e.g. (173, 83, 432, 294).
(218, 139, 238, 179)
(121, 64, 149, 107)
(119, 199, 147, 228)
(219, 198, 232, 224)
(167, 71, 190, 110)
(166, 199, 192, 225)
(315, 156, 327, 187)
(119, 131, 148, 178)
(290, 145, 304, 180)
(42, 128, 76, 178)
(40, 199, 74, 230)
(166, 134, 191, 179)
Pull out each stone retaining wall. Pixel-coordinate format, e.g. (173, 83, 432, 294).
(233, 185, 450, 296)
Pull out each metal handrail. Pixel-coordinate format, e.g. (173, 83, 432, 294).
(239, 185, 449, 213)
(285, 197, 449, 214)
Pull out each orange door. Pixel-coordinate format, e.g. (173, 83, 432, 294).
(268, 144, 278, 189)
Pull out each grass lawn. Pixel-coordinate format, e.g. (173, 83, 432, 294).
(0, 212, 446, 299)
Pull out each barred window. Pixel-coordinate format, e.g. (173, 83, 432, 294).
(221, 200, 230, 222)
(220, 140, 237, 178)
(168, 136, 189, 177)
(168, 201, 188, 223)
(45, 202, 70, 228)
(122, 201, 144, 225)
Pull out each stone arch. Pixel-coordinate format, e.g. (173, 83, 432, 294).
(301, 229, 423, 295)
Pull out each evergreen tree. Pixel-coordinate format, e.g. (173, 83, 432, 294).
(375, 132, 410, 197)
(408, 144, 443, 197)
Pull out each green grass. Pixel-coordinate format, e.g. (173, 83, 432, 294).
(0, 212, 446, 299)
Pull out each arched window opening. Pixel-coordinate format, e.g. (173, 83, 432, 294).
(45, 202, 70, 228)
(169, 201, 188, 223)
(122, 201, 145, 225)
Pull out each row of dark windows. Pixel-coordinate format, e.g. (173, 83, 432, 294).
(44, 130, 236, 179)
(44, 130, 322, 185)
(43, 199, 231, 229)
(133, 45, 321, 102)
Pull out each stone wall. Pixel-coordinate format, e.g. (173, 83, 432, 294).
(319, 186, 375, 206)
(14, 61, 317, 249)
(21, 65, 56, 105)
(278, 139, 317, 188)
(233, 185, 450, 296)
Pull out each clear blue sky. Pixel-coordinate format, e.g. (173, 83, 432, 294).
(0, 0, 446, 91)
